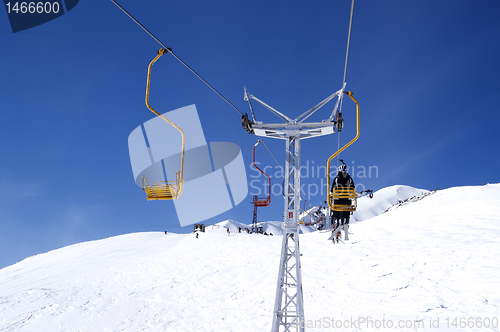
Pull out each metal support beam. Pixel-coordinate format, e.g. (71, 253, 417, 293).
(272, 135, 305, 332)
(252, 195, 258, 233)
(243, 88, 350, 332)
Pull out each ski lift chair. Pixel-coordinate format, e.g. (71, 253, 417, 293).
(142, 49, 185, 200)
(326, 91, 360, 211)
(252, 140, 271, 207)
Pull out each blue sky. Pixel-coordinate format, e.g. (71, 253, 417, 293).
(1, 0, 499, 269)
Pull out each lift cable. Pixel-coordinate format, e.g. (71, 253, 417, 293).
(339, 0, 355, 113)
(337, 0, 355, 167)
(110, 0, 244, 116)
(111, 0, 286, 187)
(342, 0, 355, 94)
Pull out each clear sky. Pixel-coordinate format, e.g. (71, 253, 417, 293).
(1, 0, 499, 269)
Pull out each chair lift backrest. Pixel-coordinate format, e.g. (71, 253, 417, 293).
(252, 140, 271, 207)
(142, 49, 186, 200)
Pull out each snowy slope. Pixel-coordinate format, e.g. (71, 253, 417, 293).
(298, 184, 427, 226)
(215, 219, 317, 235)
(1, 184, 500, 331)
(353, 185, 429, 221)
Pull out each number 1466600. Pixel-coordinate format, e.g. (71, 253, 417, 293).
(5, 2, 60, 14)
(445, 317, 498, 329)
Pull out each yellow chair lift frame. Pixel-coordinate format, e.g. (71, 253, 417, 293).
(142, 49, 185, 200)
(327, 91, 359, 211)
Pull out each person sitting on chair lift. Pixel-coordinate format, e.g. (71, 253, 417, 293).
(330, 161, 355, 227)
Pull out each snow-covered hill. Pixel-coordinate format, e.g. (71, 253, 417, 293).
(1, 184, 500, 331)
(299, 185, 427, 226)
(353, 184, 429, 222)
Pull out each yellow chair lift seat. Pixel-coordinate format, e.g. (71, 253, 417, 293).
(141, 49, 186, 201)
(142, 173, 184, 201)
(330, 187, 357, 212)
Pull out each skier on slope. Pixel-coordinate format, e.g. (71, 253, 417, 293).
(227, 227, 230, 236)
(330, 162, 355, 227)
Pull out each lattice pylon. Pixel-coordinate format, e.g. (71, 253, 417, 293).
(252, 195, 258, 233)
(272, 135, 305, 332)
(246, 87, 347, 331)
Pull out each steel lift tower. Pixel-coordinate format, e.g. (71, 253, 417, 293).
(109, 0, 357, 329)
(243, 86, 349, 332)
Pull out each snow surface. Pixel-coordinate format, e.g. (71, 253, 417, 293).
(215, 219, 316, 236)
(352, 185, 428, 222)
(1, 184, 500, 331)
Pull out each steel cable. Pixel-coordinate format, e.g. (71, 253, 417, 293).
(110, 0, 243, 115)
